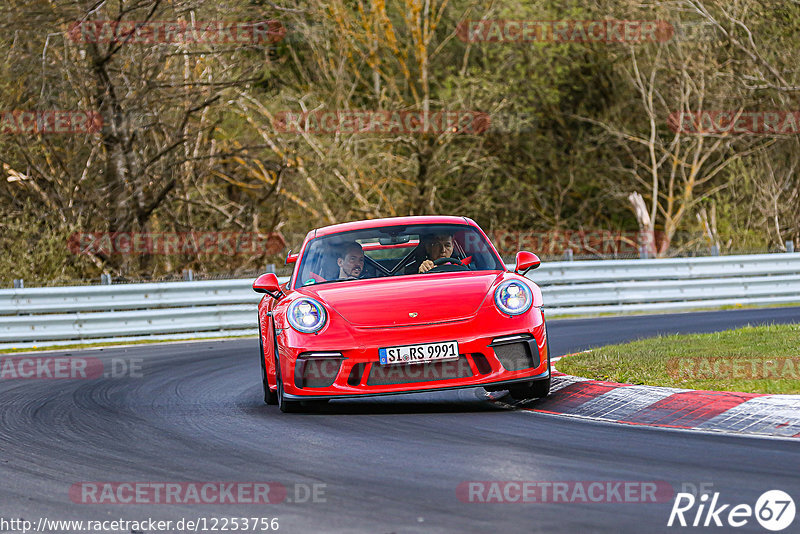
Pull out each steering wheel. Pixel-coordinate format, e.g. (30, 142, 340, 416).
(422, 256, 468, 274)
(433, 257, 464, 266)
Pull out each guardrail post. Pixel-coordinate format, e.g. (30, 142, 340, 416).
(787, 240, 795, 253)
(100, 273, 112, 285)
(639, 245, 649, 260)
(563, 249, 573, 262)
(711, 244, 720, 256)
(266, 263, 276, 273)
(183, 269, 194, 281)
(12, 279, 23, 289)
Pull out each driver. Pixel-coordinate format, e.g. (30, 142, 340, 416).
(337, 241, 365, 279)
(417, 233, 454, 274)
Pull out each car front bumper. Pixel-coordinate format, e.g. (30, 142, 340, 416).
(277, 315, 550, 398)
(282, 371, 550, 401)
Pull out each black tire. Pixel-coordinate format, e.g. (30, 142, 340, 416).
(259, 331, 278, 405)
(508, 377, 550, 400)
(508, 326, 552, 400)
(275, 354, 303, 413)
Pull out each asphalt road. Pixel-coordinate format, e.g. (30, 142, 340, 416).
(1, 307, 799, 534)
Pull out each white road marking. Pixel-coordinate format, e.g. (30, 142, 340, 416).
(696, 394, 800, 437)
(569, 384, 686, 420)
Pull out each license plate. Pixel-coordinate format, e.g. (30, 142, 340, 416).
(379, 341, 459, 365)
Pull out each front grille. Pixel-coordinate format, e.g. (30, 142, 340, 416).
(294, 357, 342, 388)
(491, 335, 540, 371)
(366, 356, 473, 386)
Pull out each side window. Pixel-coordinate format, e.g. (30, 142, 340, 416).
(298, 242, 334, 284)
(461, 229, 496, 269)
(299, 245, 321, 284)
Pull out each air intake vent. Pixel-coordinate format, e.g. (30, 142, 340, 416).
(294, 355, 343, 388)
(490, 334, 540, 371)
(347, 363, 366, 386)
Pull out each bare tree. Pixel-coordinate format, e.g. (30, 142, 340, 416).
(746, 141, 800, 250)
(576, 2, 773, 255)
(229, 0, 502, 226)
(0, 0, 283, 277)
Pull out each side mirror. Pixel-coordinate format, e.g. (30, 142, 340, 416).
(253, 273, 283, 299)
(515, 251, 540, 276)
(286, 251, 298, 264)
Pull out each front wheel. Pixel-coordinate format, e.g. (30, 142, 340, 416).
(259, 334, 277, 405)
(507, 327, 552, 401)
(508, 377, 550, 401)
(275, 356, 303, 413)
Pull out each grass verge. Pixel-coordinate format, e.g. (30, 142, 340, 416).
(549, 301, 800, 320)
(556, 323, 800, 394)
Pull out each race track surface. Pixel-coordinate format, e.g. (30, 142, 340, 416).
(2, 307, 799, 533)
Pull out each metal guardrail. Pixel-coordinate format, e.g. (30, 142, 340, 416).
(1, 253, 798, 349)
(530, 253, 800, 284)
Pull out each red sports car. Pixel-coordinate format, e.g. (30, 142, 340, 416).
(253, 215, 550, 412)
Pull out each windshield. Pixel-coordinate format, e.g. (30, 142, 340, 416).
(294, 224, 505, 288)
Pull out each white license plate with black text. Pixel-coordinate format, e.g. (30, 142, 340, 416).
(379, 341, 459, 365)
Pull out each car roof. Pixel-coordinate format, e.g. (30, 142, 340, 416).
(311, 215, 476, 238)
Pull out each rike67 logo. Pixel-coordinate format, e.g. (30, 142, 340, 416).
(668, 490, 795, 531)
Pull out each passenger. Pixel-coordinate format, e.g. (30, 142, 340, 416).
(337, 242, 365, 279)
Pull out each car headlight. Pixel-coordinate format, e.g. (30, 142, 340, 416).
(494, 280, 533, 316)
(287, 298, 328, 333)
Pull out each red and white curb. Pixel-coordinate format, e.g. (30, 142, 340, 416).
(489, 354, 800, 439)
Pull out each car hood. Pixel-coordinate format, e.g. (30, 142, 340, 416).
(303, 271, 503, 327)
